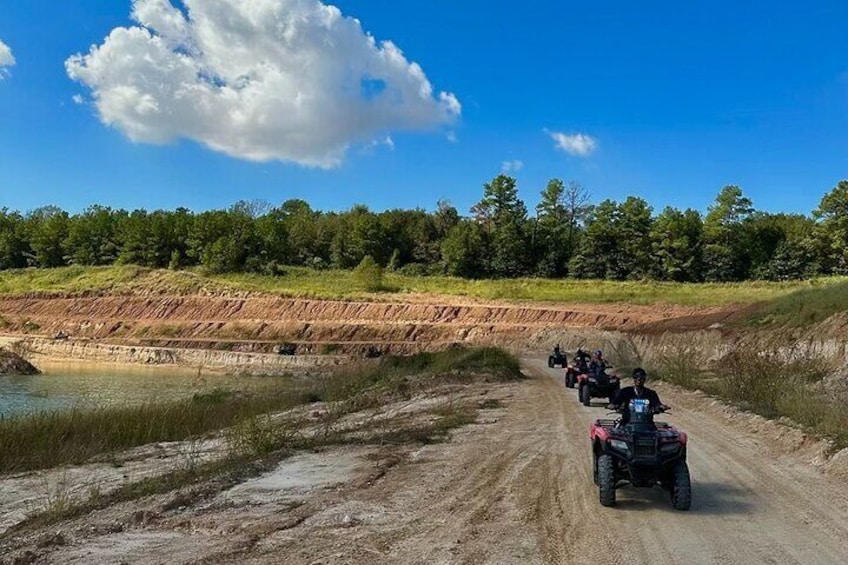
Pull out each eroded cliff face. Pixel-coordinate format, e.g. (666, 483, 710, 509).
(0, 294, 737, 353)
(0, 292, 844, 382)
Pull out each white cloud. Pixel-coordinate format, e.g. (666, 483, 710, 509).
(65, 0, 460, 168)
(0, 39, 15, 79)
(548, 131, 597, 157)
(501, 159, 523, 173)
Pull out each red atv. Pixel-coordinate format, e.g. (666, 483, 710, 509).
(589, 400, 691, 510)
(576, 369, 620, 406)
(564, 359, 588, 388)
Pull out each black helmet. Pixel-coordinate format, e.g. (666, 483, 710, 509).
(632, 368, 647, 382)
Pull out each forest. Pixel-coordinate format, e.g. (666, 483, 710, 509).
(1, 176, 847, 282)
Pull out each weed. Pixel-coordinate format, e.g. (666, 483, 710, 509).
(652, 345, 848, 449)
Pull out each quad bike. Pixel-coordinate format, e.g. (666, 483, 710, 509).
(564, 360, 588, 388)
(548, 349, 567, 368)
(576, 370, 620, 406)
(589, 400, 691, 510)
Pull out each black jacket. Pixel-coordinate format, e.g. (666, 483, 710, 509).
(610, 386, 663, 411)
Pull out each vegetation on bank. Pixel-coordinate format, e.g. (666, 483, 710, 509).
(2, 178, 848, 284)
(2, 263, 845, 311)
(0, 347, 522, 474)
(749, 279, 848, 326)
(651, 346, 848, 449)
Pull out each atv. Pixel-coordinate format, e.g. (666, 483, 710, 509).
(548, 348, 567, 368)
(589, 400, 691, 510)
(564, 360, 588, 388)
(576, 369, 620, 406)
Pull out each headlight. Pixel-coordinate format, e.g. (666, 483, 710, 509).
(588, 377, 597, 383)
(609, 439, 629, 452)
(610, 377, 618, 382)
(660, 442, 680, 453)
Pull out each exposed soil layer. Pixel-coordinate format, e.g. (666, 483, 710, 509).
(0, 294, 741, 358)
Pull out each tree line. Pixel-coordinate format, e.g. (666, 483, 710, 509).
(1, 176, 847, 282)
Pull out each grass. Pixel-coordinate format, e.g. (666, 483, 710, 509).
(651, 347, 848, 450)
(0, 265, 841, 308)
(0, 387, 306, 474)
(214, 267, 828, 306)
(748, 278, 848, 326)
(0, 265, 231, 296)
(0, 347, 521, 474)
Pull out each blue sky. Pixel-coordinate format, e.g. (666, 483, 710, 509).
(0, 0, 846, 217)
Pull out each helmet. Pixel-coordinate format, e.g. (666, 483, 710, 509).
(632, 368, 647, 382)
(594, 349, 603, 357)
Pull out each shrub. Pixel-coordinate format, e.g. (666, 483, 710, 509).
(354, 255, 385, 292)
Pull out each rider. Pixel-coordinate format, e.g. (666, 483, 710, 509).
(608, 368, 668, 423)
(588, 349, 607, 377)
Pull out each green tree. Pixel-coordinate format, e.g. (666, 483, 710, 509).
(650, 207, 704, 281)
(63, 205, 122, 266)
(0, 208, 28, 269)
(702, 186, 754, 281)
(810, 180, 848, 274)
(534, 179, 569, 277)
(25, 206, 69, 268)
(616, 197, 653, 279)
(473, 175, 529, 277)
(569, 200, 619, 279)
(441, 220, 485, 278)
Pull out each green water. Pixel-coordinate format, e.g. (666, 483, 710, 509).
(0, 361, 287, 418)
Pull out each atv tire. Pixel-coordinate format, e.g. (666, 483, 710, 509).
(671, 461, 692, 511)
(548, 357, 554, 368)
(598, 454, 616, 507)
(566, 373, 574, 388)
(580, 385, 591, 407)
(592, 453, 598, 485)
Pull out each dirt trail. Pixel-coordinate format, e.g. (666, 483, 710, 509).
(6, 360, 847, 564)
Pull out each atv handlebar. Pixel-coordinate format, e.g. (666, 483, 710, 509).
(606, 404, 671, 414)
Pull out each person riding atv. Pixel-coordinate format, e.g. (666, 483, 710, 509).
(590, 367, 691, 510)
(588, 349, 607, 377)
(576, 352, 620, 406)
(607, 368, 667, 425)
(548, 344, 567, 368)
(564, 349, 590, 388)
(574, 347, 591, 366)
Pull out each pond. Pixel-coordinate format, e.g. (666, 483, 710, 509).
(0, 361, 289, 418)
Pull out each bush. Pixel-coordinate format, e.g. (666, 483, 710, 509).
(354, 255, 385, 292)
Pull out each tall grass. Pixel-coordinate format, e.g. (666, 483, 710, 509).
(0, 347, 521, 474)
(651, 348, 848, 449)
(0, 388, 306, 473)
(749, 279, 848, 326)
(1, 265, 837, 307)
(215, 268, 826, 306)
(0, 265, 228, 296)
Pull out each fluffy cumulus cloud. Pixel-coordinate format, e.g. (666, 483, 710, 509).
(549, 131, 597, 157)
(65, 0, 461, 167)
(0, 39, 15, 79)
(501, 159, 523, 173)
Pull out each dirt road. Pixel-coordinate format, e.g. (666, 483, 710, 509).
(5, 360, 848, 564)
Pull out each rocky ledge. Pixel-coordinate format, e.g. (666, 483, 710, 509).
(0, 348, 40, 375)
